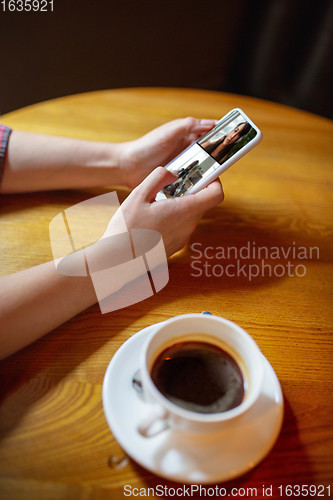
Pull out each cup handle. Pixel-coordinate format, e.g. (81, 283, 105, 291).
(137, 406, 170, 438)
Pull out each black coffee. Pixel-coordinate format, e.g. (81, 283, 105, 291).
(151, 341, 244, 414)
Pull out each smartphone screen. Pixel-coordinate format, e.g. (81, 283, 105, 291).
(160, 109, 259, 198)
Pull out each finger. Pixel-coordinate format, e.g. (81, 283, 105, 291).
(190, 118, 217, 134)
(136, 166, 178, 202)
(184, 131, 210, 147)
(195, 178, 224, 210)
(177, 119, 217, 150)
(171, 117, 217, 136)
(177, 178, 224, 214)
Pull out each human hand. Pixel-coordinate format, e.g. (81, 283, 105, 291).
(108, 166, 224, 257)
(117, 117, 216, 189)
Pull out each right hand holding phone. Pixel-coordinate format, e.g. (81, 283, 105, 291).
(106, 167, 224, 257)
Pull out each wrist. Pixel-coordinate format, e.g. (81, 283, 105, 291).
(83, 141, 129, 187)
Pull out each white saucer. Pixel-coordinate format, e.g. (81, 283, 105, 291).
(102, 324, 284, 484)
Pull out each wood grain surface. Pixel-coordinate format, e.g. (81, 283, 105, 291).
(0, 88, 332, 499)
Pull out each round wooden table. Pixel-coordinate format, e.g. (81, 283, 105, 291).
(0, 88, 332, 499)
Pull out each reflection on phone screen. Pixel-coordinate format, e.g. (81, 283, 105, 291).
(162, 110, 257, 198)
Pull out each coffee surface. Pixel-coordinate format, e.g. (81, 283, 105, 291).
(151, 340, 244, 414)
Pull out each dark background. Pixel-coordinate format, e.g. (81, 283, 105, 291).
(1, 0, 332, 118)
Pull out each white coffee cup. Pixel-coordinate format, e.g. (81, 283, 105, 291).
(137, 313, 265, 437)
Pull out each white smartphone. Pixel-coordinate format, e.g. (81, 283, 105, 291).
(156, 108, 262, 200)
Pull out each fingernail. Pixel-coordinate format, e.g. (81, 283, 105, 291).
(200, 119, 216, 126)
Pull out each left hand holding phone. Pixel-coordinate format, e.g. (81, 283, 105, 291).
(117, 117, 217, 189)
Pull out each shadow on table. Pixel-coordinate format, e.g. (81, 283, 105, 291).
(0, 199, 328, 444)
(0, 187, 130, 215)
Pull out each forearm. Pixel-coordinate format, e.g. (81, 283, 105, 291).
(0, 260, 97, 359)
(0, 165, 224, 359)
(0, 130, 128, 193)
(0, 233, 145, 359)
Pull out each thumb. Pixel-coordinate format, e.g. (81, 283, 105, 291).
(175, 177, 224, 215)
(137, 166, 177, 202)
